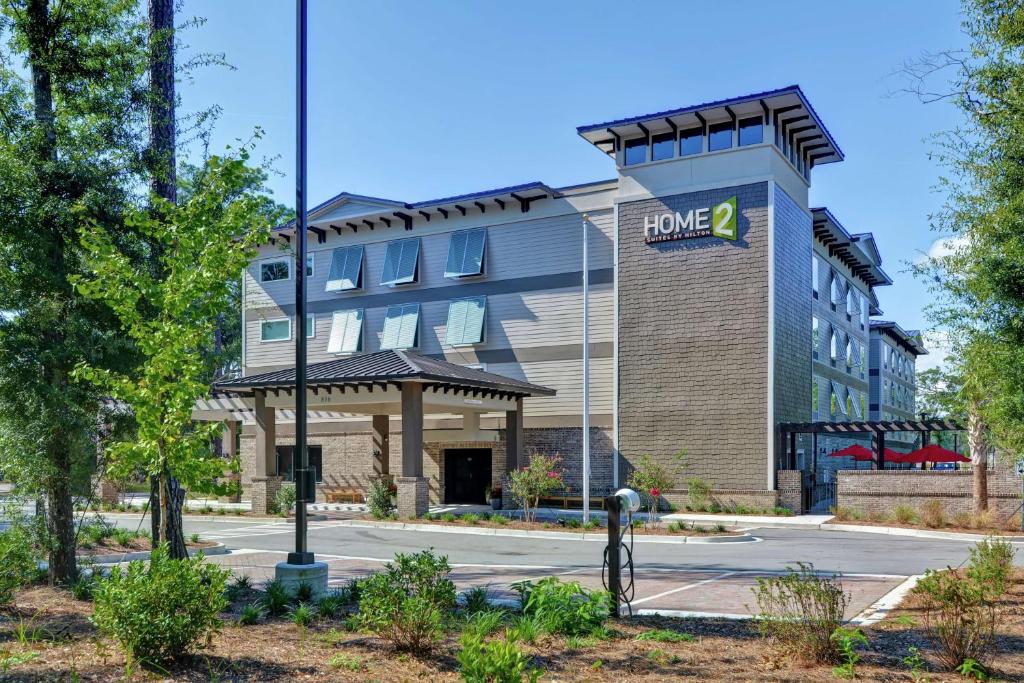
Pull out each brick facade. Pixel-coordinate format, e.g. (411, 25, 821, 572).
(617, 182, 771, 492)
(837, 464, 1022, 518)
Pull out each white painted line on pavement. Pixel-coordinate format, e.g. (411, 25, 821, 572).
(628, 571, 737, 608)
(632, 608, 751, 620)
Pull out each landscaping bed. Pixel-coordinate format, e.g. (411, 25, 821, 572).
(372, 511, 742, 537)
(831, 504, 1024, 535)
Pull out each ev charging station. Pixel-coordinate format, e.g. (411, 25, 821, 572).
(603, 488, 640, 617)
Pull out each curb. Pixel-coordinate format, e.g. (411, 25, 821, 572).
(77, 541, 230, 565)
(850, 575, 923, 626)
(327, 519, 758, 544)
(820, 523, 1024, 543)
(76, 512, 329, 523)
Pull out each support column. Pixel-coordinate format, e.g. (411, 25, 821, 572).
(223, 420, 241, 503)
(398, 382, 427, 518)
(251, 391, 282, 515)
(505, 398, 523, 473)
(372, 415, 390, 479)
(872, 431, 886, 470)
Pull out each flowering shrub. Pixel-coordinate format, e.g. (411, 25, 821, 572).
(508, 455, 564, 522)
(627, 452, 684, 524)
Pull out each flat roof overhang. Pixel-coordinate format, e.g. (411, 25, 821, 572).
(575, 85, 844, 165)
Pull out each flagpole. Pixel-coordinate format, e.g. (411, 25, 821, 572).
(582, 214, 590, 524)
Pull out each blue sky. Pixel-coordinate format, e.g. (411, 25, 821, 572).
(179, 0, 967, 364)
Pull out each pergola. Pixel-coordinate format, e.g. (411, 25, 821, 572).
(195, 349, 555, 516)
(777, 418, 964, 471)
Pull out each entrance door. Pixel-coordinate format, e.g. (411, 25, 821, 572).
(444, 449, 492, 504)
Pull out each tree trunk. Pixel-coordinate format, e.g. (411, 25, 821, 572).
(968, 399, 989, 513)
(156, 457, 187, 558)
(148, 0, 176, 203)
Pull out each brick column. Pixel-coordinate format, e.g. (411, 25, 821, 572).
(399, 383, 427, 517)
(251, 476, 283, 516)
(505, 398, 522, 473)
(254, 391, 276, 477)
(222, 420, 241, 503)
(776, 469, 803, 514)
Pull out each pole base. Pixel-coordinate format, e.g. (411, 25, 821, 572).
(287, 551, 315, 565)
(274, 560, 328, 599)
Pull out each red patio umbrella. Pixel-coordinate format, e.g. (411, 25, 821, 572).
(879, 448, 909, 463)
(827, 444, 874, 461)
(899, 444, 971, 465)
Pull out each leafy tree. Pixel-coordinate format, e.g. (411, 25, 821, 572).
(74, 145, 272, 550)
(908, 1, 1024, 510)
(0, 0, 149, 583)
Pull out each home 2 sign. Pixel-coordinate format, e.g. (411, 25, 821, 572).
(643, 196, 737, 244)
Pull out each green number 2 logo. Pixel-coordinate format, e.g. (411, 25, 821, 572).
(712, 196, 737, 240)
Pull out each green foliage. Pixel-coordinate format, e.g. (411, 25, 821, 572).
(91, 545, 230, 663)
(316, 590, 346, 619)
(462, 609, 505, 639)
(903, 646, 928, 681)
(290, 603, 315, 627)
(635, 629, 695, 643)
(830, 627, 868, 679)
(461, 585, 493, 615)
(0, 512, 40, 606)
(329, 653, 364, 672)
(70, 575, 97, 602)
(294, 581, 313, 604)
(893, 504, 918, 525)
(957, 658, 989, 681)
(441, 512, 457, 523)
(458, 628, 541, 683)
(507, 454, 564, 523)
(508, 614, 541, 645)
(627, 452, 684, 521)
(512, 576, 610, 637)
(237, 603, 262, 626)
(73, 145, 275, 546)
(270, 483, 296, 516)
(913, 538, 1013, 672)
(357, 550, 457, 652)
(752, 562, 849, 664)
(259, 579, 292, 617)
(367, 478, 395, 520)
(685, 476, 712, 510)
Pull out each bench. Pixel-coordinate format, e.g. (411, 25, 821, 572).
(323, 488, 364, 504)
(537, 494, 607, 510)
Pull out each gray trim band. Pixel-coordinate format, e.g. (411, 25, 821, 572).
(247, 268, 614, 317)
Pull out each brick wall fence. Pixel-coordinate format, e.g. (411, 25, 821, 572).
(837, 465, 1022, 518)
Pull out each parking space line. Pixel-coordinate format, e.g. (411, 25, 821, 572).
(629, 571, 737, 608)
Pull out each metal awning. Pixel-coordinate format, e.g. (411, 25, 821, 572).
(779, 419, 962, 434)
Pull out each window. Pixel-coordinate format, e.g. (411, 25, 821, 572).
(830, 273, 844, 306)
(260, 259, 289, 283)
(830, 328, 841, 360)
(306, 314, 315, 339)
(381, 303, 420, 349)
(380, 238, 420, 286)
(326, 245, 364, 292)
(812, 317, 820, 359)
(445, 296, 486, 346)
(679, 127, 702, 156)
(812, 377, 820, 416)
(708, 121, 734, 151)
(445, 228, 487, 279)
(276, 445, 323, 483)
(306, 254, 314, 278)
(846, 338, 857, 369)
(860, 392, 867, 418)
(861, 296, 869, 328)
(846, 288, 858, 318)
(738, 116, 763, 146)
(831, 381, 846, 417)
(260, 318, 290, 342)
(623, 136, 648, 165)
(812, 254, 820, 296)
(651, 132, 675, 161)
(327, 309, 363, 354)
(847, 389, 860, 418)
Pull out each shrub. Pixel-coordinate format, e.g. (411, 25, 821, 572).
(627, 452, 684, 522)
(920, 500, 946, 529)
(70, 576, 97, 602)
(290, 603, 315, 627)
(893, 504, 918, 525)
(461, 585, 493, 615)
(260, 578, 292, 616)
(751, 562, 849, 664)
(507, 454, 564, 523)
(462, 609, 505, 638)
(0, 515, 39, 606)
(367, 478, 395, 520)
(971, 510, 997, 530)
(316, 590, 346, 619)
(512, 576, 610, 637)
(831, 627, 868, 679)
(441, 512, 457, 523)
(295, 581, 314, 603)
(458, 628, 541, 683)
(357, 550, 456, 652)
(238, 603, 262, 626)
(913, 538, 1014, 674)
(330, 653, 364, 672)
(91, 545, 229, 663)
(953, 511, 974, 529)
(684, 476, 711, 510)
(509, 614, 541, 644)
(272, 483, 296, 516)
(492, 515, 510, 526)
(461, 513, 481, 525)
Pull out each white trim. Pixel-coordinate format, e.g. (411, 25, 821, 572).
(767, 181, 776, 491)
(306, 313, 315, 339)
(306, 253, 315, 279)
(259, 317, 292, 343)
(240, 271, 247, 369)
(258, 256, 291, 283)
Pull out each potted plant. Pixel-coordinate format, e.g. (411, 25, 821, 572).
(488, 486, 502, 510)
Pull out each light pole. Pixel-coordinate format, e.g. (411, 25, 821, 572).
(276, 0, 326, 594)
(581, 214, 590, 524)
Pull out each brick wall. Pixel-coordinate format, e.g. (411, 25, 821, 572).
(617, 182, 770, 491)
(837, 465, 1022, 517)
